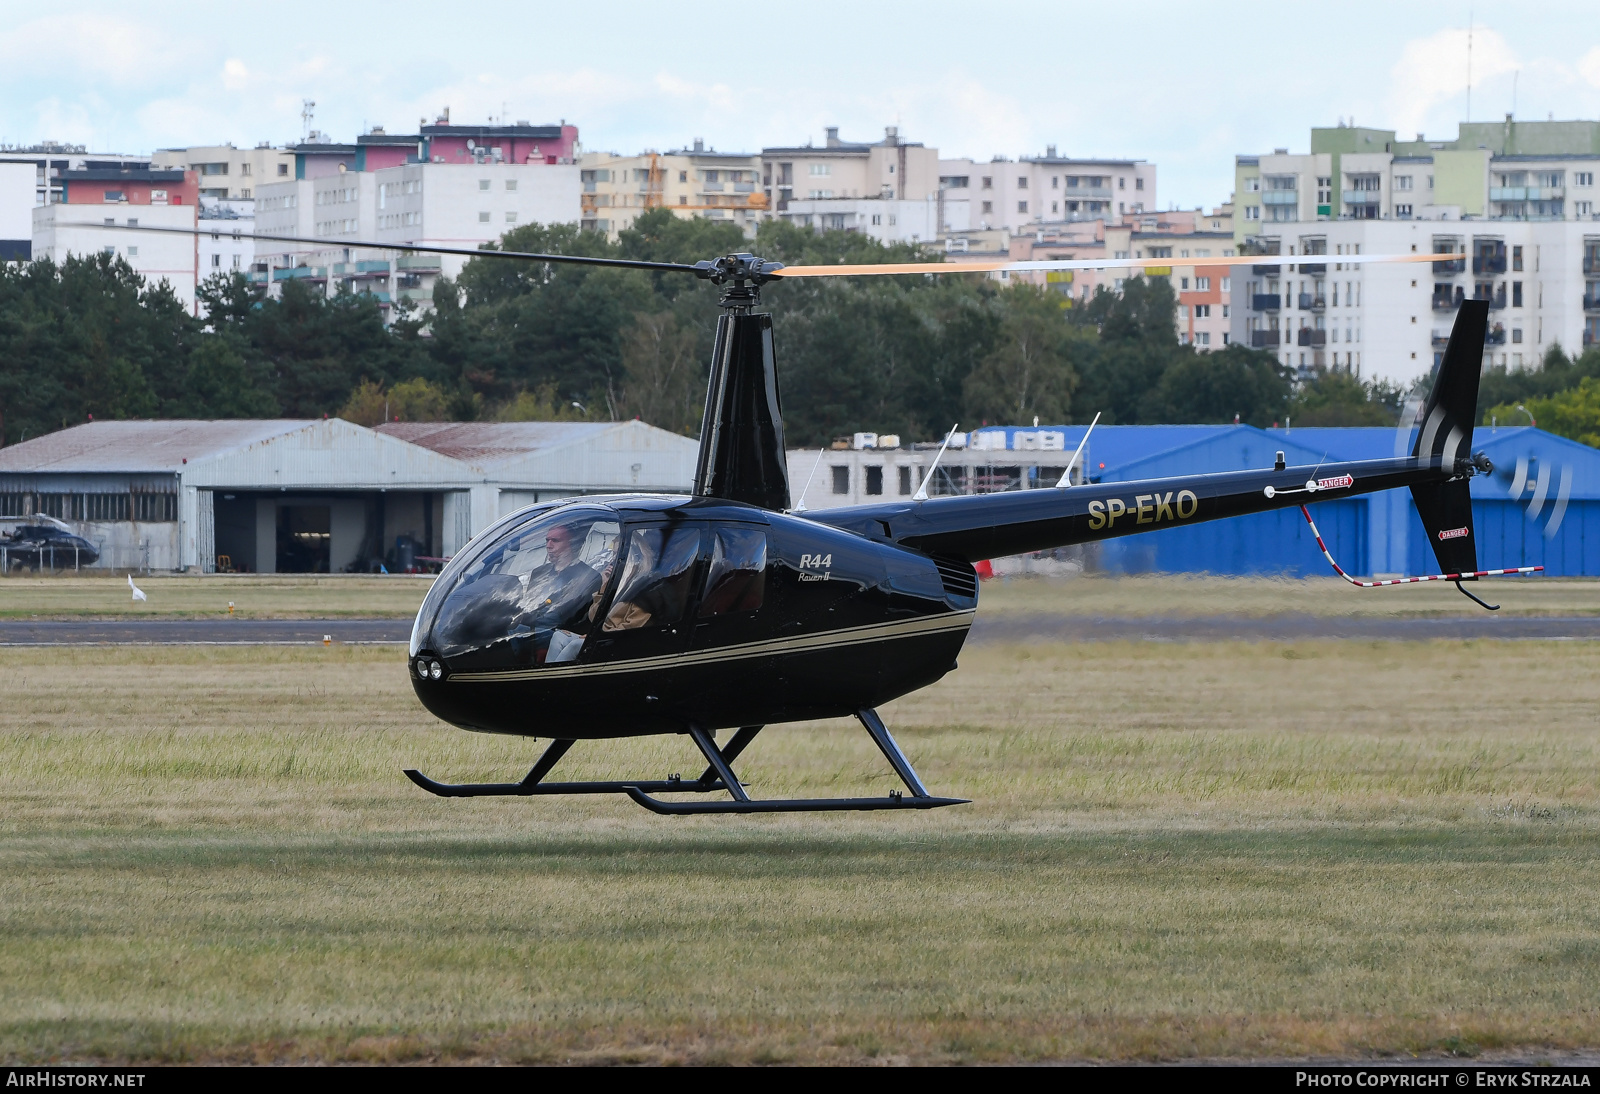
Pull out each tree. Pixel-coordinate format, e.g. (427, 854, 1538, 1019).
(1287, 368, 1400, 427)
(1151, 344, 1291, 426)
(1487, 376, 1600, 447)
(618, 311, 703, 434)
(962, 284, 1081, 424)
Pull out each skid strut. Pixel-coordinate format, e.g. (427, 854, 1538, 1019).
(405, 710, 967, 815)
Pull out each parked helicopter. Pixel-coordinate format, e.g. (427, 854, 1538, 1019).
(1, 514, 99, 572)
(114, 223, 1537, 814)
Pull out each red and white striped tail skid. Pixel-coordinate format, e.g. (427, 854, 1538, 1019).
(1299, 504, 1542, 588)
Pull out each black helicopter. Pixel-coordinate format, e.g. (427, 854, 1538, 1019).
(1, 514, 99, 571)
(114, 224, 1533, 815)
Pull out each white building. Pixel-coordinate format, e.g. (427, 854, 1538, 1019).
(938, 151, 1156, 233)
(0, 161, 31, 261)
(198, 197, 254, 283)
(252, 160, 580, 313)
(780, 195, 944, 244)
(33, 200, 200, 310)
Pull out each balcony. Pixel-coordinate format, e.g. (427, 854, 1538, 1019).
(1432, 257, 1466, 274)
(396, 255, 441, 271)
(1251, 330, 1281, 348)
(1065, 186, 1114, 201)
(1298, 262, 1327, 274)
(1585, 257, 1599, 275)
(1342, 189, 1380, 205)
(1431, 333, 1451, 349)
(1252, 293, 1281, 311)
(1584, 295, 1600, 312)
(1298, 293, 1326, 311)
(1475, 287, 1508, 310)
(1252, 263, 1282, 275)
(1260, 191, 1298, 205)
(1490, 186, 1564, 201)
(1296, 328, 1327, 347)
(273, 266, 325, 282)
(1485, 326, 1508, 345)
(1433, 287, 1466, 310)
(1473, 254, 1507, 274)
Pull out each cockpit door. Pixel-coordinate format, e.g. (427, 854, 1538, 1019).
(580, 521, 706, 665)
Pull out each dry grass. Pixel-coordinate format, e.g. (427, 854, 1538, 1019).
(3, 570, 1593, 622)
(0, 574, 432, 619)
(4, 638, 1600, 1064)
(975, 572, 1600, 618)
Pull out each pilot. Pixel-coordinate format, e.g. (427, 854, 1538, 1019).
(521, 520, 608, 660)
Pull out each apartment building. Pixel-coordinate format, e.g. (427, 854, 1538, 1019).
(780, 195, 943, 244)
(579, 140, 765, 239)
(253, 130, 579, 313)
(32, 166, 200, 309)
(1233, 119, 1600, 381)
(151, 144, 295, 200)
(938, 149, 1156, 234)
(1001, 207, 1235, 347)
(762, 126, 940, 213)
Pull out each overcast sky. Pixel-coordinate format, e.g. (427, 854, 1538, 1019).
(2, 1, 1598, 209)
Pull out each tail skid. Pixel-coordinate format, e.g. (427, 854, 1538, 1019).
(1299, 504, 1541, 610)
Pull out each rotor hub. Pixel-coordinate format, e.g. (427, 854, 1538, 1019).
(694, 253, 785, 308)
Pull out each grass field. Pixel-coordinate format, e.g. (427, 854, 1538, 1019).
(2, 570, 1597, 620)
(4, 632, 1600, 1064)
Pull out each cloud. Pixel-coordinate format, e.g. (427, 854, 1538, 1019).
(1580, 46, 1600, 88)
(0, 14, 194, 88)
(1388, 25, 1521, 136)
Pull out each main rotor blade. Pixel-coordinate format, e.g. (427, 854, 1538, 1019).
(772, 252, 1457, 278)
(95, 223, 702, 274)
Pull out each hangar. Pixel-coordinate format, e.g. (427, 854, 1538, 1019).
(0, 417, 699, 573)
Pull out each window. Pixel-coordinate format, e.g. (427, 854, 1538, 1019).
(1180, 277, 1190, 289)
(831, 466, 849, 494)
(1051, 176, 1059, 189)
(427, 509, 621, 667)
(1578, 172, 1595, 186)
(1316, 177, 1332, 204)
(981, 201, 993, 214)
(1513, 328, 1524, 343)
(479, 212, 490, 222)
(506, 212, 517, 224)
(1196, 277, 1211, 291)
(232, 254, 241, 269)
(1018, 201, 1028, 214)
(679, 171, 687, 182)
(604, 526, 699, 633)
(1396, 175, 1413, 190)
(1051, 202, 1058, 213)
(479, 179, 490, 191)
(1221, 278, 1230, 292)
(1396, 204, 1413, 217)
(241, 188, 251, 198)
(1195, 304, 1211, 318)
(1246, 178, 1261, 192)
(1017, 176, 1028, 189)
(277, 163, 288, 176)
(102, 245, 115, 255)
(810, 163, 831, 176)
(211, 253, 221, 268)
(1245, 205, 1260, 220)
(981, 176, 993, 189)
(127, 247, 137, 257)
(1577, 201, 1595, 216)
(698, 528, 766, 617)
(505, 179, 517, 191)
(1177, 305, 1189, 319)
(1222, 304, 1230, 318)
(1513, 245, 1524, 271)
(864, 466, 884, 495)
(103, 190, 124, 203)
(898, 466, 912, 495)
(1118, 177, 1126, 189)
(1196, 332, 1211, 346)
(1513, 281, 1523, 307)
(1135, 178, 1144, 190)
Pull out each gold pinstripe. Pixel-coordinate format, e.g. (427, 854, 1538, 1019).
(446, 610, 976, 683)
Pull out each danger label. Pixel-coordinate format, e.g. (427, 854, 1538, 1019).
(1438, 526, 1471, 541)
(1315, 474, 1354, 490)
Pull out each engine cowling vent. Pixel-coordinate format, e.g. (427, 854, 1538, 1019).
(933, 556, 978, 600)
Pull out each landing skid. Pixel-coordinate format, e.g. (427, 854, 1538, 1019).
(404, 710, 968, 816)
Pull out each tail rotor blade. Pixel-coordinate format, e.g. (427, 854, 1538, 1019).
(1509, 456, 1529, 500)
(1528, 465, 1551, 519)
(1545, 464, 1574, 539)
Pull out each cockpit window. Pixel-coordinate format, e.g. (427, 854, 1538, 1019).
(603, 526, 701, 632)
(428, 508, 620, 667)
(698, 527, 766, 617)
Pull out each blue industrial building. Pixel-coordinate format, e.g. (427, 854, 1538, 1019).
(967, 424, 1600, 577)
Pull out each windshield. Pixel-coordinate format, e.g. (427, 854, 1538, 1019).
(421, 506, 621, 668)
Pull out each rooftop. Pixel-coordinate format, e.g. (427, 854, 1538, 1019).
(0, 421, 310, 473)
(375, 421, 623, 469)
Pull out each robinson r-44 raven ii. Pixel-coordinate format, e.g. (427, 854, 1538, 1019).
(119, 223, 1541, 814)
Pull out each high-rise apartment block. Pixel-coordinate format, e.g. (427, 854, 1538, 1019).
(1234, 119, 1600, 381)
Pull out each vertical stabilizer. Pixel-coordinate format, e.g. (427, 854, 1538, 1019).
(1410, 300, 1488, 573)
